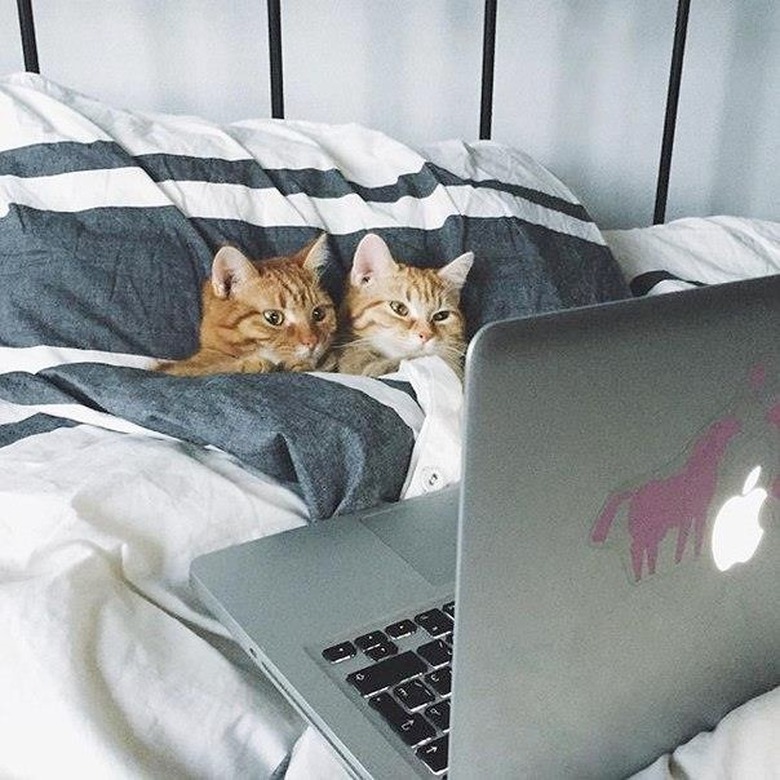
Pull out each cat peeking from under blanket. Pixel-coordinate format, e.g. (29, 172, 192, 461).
(335, 233, 474, 378)
(157, 234, 338, 377)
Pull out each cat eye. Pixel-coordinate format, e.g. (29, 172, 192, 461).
(431, 310, 450, 322)
(263, 310, 284, 326)
(311, 306, 327, 322)
(389, 301, 409, 317)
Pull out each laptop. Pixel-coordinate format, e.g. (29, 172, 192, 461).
(191, 274, 780, 779)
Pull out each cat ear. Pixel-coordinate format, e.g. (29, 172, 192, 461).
(351, 233, 397, 286)
(211, 246, 259, 298)
(300, 232, 329, 276)
(438, 251, 474, 292)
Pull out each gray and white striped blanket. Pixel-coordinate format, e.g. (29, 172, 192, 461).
(0, 72, 628, 519)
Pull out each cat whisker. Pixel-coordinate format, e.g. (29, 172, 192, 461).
(330, 337, 374, 352)
(433, 342, 466, 357)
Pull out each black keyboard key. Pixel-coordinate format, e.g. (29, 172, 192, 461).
(415, 608, 453, 637)
(385, 618, 417, 639)
(425, 666, 452, 696)
(346, 651, 427, 697)
(416, 734, 449, 773)
(442, 601, 455, 619)
(354, 630, 386, 650)
(369, 692, 436, 746)
(425, 700, 450, 731)
(322, 641, 357, 664)
(393, 678, 434, 710)
(417, 639, 452, 667)
(365, 640, 398, 661)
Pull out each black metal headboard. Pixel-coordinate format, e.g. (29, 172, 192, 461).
(16, 0, 39, 74)
(14, 0, 689, 225)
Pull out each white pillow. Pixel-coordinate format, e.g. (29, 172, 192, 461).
(604, 216, 780, 295)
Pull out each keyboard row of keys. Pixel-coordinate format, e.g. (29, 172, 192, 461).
(322, 601, 455, 775)
(322, 605, 455, 667)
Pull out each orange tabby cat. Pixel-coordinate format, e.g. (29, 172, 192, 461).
(337, 233, 473, 377)
(158, 235, 337, 376)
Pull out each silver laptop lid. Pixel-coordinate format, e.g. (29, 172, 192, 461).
(451, 275, 779, 778)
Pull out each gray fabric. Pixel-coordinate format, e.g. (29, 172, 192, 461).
(0, 365, 415, 520)
(0, 412, 77, 447)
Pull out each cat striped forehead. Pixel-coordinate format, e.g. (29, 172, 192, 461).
(210, 242, 330, 306)
(251, 260, 327, 308)
(377, 265, 458, 308)
(350, 233, 473, 294)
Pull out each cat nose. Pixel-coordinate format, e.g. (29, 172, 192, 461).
(293, 326, 318, 348)
(414, 327, 434, 343)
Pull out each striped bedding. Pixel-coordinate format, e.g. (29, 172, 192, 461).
(0, 72, 629, 779)
(0, 71, 627, 519)
(604, 216, 780, 296)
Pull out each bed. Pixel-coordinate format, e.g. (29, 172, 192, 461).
(2, 3, 779, 779)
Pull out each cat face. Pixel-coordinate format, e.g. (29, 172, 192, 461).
(341, 233, 473, 364)
(202, 235, 337, 370)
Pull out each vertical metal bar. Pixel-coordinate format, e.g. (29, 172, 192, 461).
(16, 0, 40, 73)
(654, 0, 691, 224)
(267, 0, 284, 119)
(479, 0, 498, 140)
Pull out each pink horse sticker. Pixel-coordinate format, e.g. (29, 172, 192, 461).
(591, 416, 742, 581)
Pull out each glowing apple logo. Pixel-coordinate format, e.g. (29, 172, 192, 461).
(711, 466, 767, 572)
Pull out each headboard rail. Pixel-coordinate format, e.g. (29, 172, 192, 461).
(16, 0, 39, 74)
(654, 0, 691, 225)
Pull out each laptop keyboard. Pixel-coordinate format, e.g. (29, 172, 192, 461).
(321, 601, 455, 776)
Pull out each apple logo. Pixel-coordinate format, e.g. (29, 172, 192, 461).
(711, 466, 768, 572)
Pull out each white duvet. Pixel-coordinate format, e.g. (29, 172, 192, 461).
(0, 355, 462, 779)
(0, 425, 307, 777)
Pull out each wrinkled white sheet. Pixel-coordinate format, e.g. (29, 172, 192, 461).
(0, 425, 307, 778)
(633, 686, 780, 780)
(0, 356, 462, 778)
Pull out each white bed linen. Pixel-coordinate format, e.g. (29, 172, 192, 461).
(0, 356, 462, 779)
(605, 215, 780, 293)
(0, 425, 307, 778)
(634, 686, 780, 780)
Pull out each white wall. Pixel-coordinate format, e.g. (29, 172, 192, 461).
(2, 0, 778, 229)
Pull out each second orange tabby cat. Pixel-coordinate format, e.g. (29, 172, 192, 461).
(337, 233, 473, 377)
